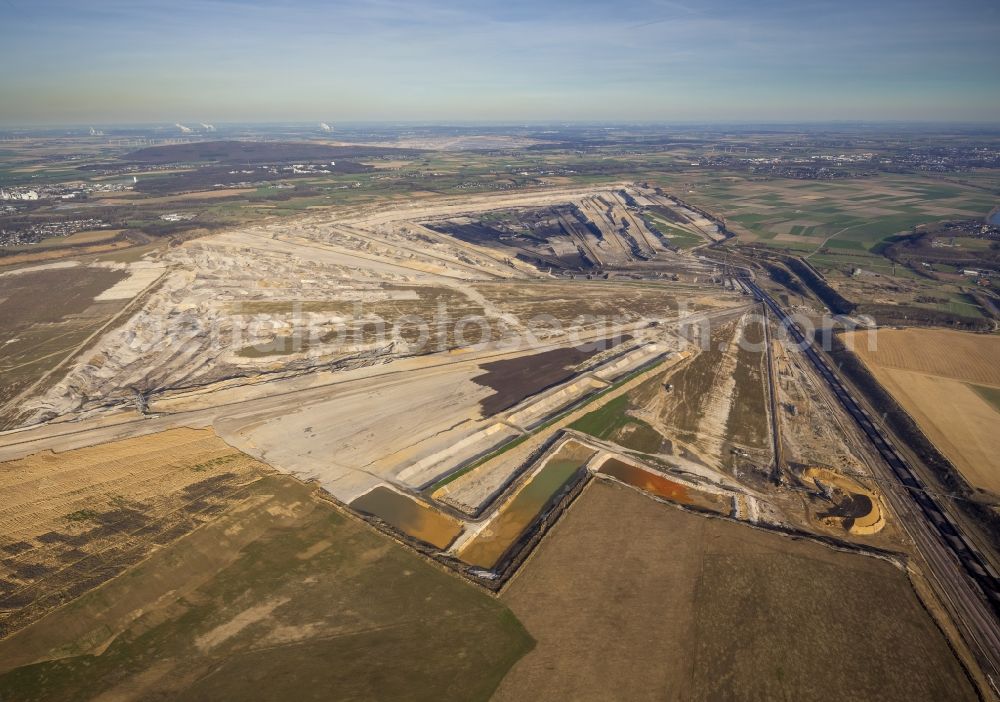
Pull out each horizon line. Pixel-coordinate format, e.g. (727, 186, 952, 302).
(3, 118, 1000, 130)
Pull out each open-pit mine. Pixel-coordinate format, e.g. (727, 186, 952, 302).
(0, 183, 986, 700)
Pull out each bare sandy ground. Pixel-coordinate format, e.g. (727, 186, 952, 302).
(24, 186, 649, 422)
(92, 262, 165, 301)
(215, 365, 492, 502)
(1, 184, 748, 521)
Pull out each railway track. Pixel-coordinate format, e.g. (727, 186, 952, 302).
(759, 303, 784, 483)
(739, 273, 1000, 694)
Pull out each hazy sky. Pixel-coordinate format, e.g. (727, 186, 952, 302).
(2, 0, 999, 124)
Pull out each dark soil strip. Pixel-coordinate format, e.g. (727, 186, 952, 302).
(474, 337, 629, 416)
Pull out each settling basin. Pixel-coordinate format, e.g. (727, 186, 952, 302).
(598, 458, 691, 503)
(596, 457, 731, 514)
(351, 486, 464, 549)
(459, 440, 596, 569)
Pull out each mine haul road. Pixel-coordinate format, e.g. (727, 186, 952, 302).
(741, 274, 1000, 696)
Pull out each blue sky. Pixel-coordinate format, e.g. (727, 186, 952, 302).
(1, 0, 998, 124)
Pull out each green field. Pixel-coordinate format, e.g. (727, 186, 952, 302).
(912, 293, 986, 319)
(0, 475, 533, 701)
(569, 394, 665, 453)
(809, 252, 922, 277)
(643, 213, 705, 249)
(970, 384, 1000, 412)
(657, 173, 995, 254)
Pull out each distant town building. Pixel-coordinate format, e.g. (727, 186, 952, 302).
(0, 189, 38, 200)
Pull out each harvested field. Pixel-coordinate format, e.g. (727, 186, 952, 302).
(0, 266, 125, 329)
(0, 428, 270, 638)
(493, 480, 975, 702)
(32, 229, 123, 248)
(868, 368, 1000, 494)
(845, 328, 1000, 494)
(0, 471, 532, 702)
(847, 328, 1000, 387)
(0, 241, 132, 268)
(972, 384, 1000, 412)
